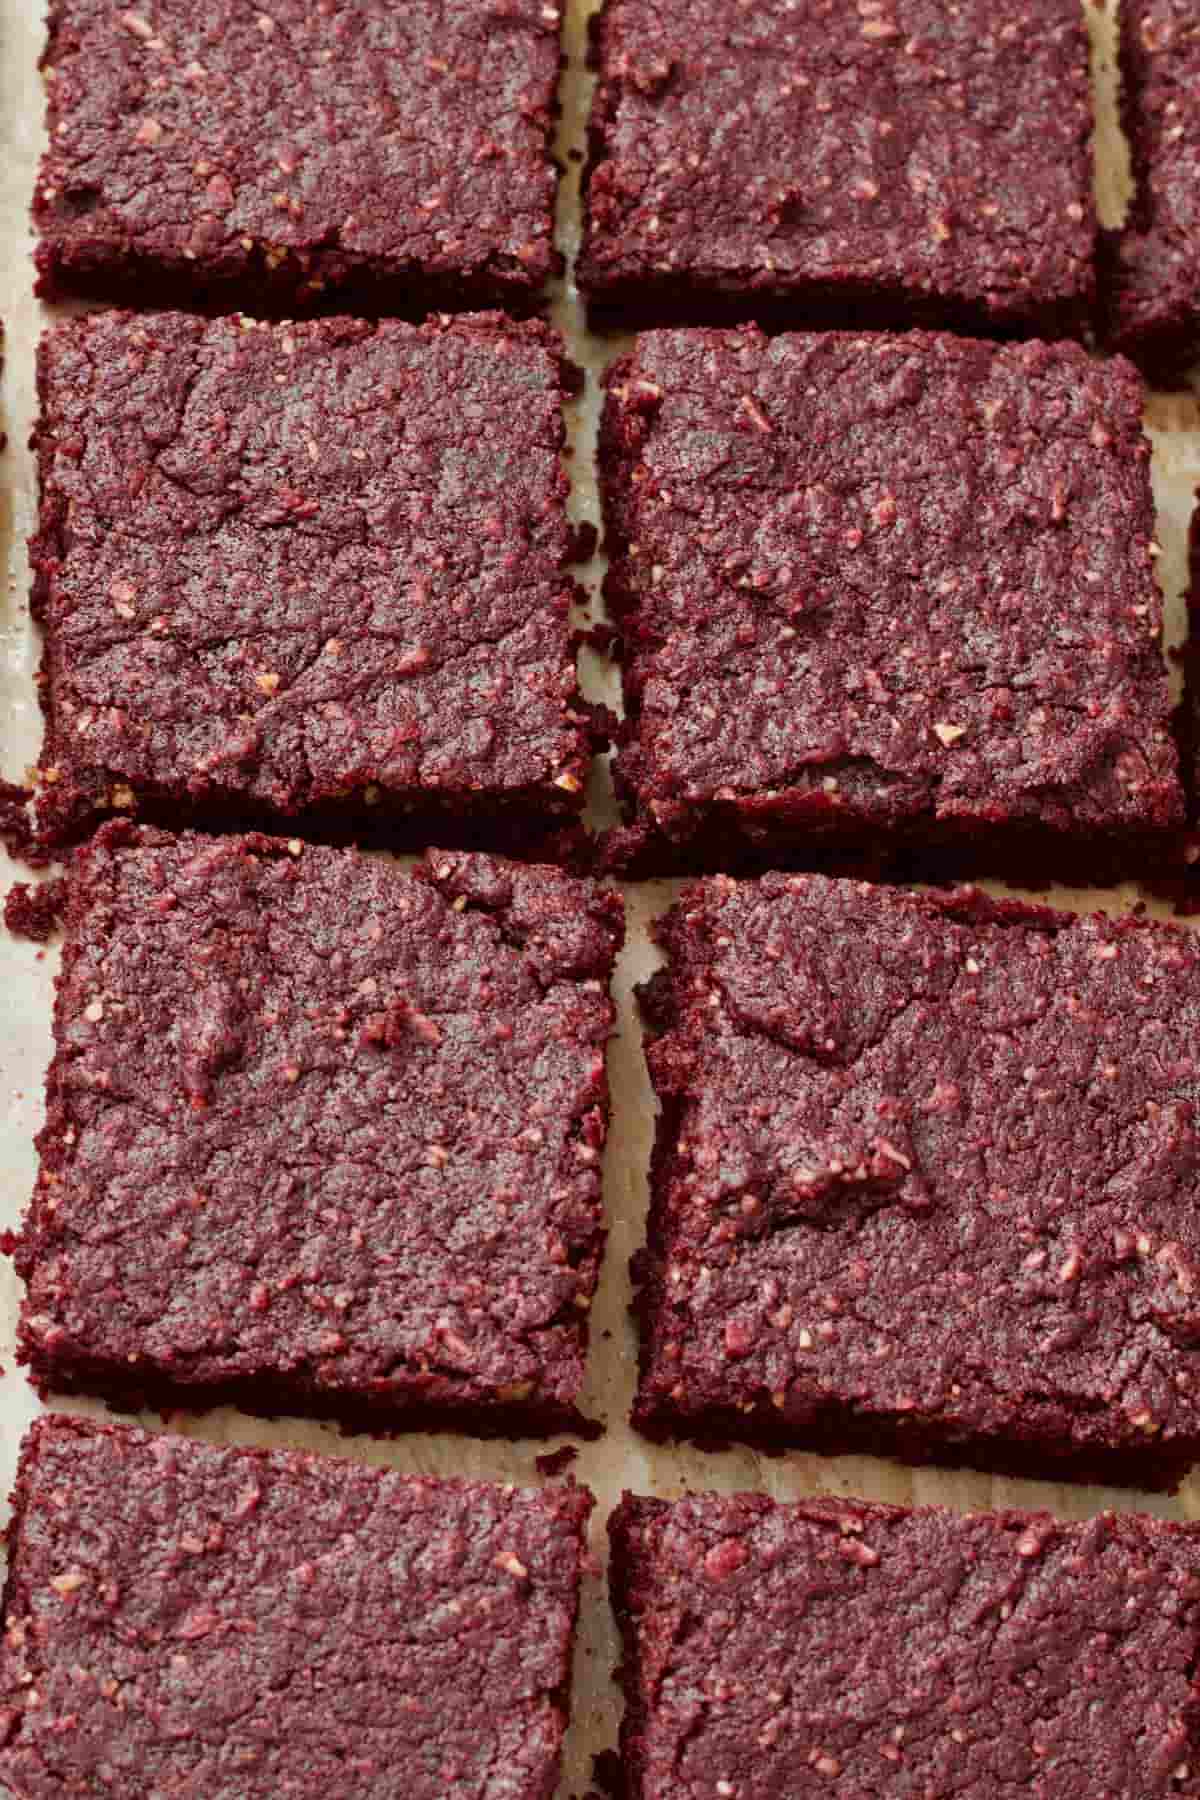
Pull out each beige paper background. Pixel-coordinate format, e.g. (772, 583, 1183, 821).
(1, 2, 1200, 1792)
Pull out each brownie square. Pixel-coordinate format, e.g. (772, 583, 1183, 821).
(32, 310, 598, 854)
(0, 1415, 591, 1798)
(35, 0, 563, 315)
(12, 824, 623, 1436)
(599, 326, 1182, 880)
(578, 0, 1096, 336)
(610, 1490, 1200, 1799)
(1102, 2, 1200, 388)
(635, 873, 1200, 1488)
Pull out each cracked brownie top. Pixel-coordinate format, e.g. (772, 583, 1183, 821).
(35, 0, 563, 313)
(634, 874, 1200, 1484)
(600, 327, 1181, 872)
(0, 1414, 591, 1799)
(610, 1489, 1200, 1799)
(15, 826, 622, 1433)
(31, 308, 593, 849)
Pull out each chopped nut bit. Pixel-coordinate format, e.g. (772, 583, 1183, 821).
(932, 721, 967, 746)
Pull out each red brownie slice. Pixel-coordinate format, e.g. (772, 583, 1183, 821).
(579, 0, 1096, 336)
(635, 873, 1200, 1488)
(12, 825, 623, 1437)
(0, 1414, 591, 1798)
(1102, 2, 1200, 388)
(599, 326, 1182, 880)
(36, 0, 563, 315)
(31, 310, 599, 855)
(611, 1490, 1200, 1799)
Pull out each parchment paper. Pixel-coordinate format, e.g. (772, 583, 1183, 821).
(2, 3, 1200, 1793)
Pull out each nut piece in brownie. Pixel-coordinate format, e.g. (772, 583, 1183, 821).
(12, 825, 623, 1436)
(600, 327, 1182, 880)
(610, 1490, 1200, 1799)
(0, 1415, 591, 1799)
(579, 0, 1095, 336)
(635, 873, 1200, 1488)
(35, 0, 562, 314)
(1102, 3, 1200, 388)
(32, 310, 598, 854)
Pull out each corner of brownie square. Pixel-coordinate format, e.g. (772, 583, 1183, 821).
(1101, 1, 1200, 388)
(633, 871, 1200, 1489)
(599, 326, 1182, 880)
(0, 1414, 592, 1798)
(35, 0, 563, 314)
(610, 1489, 1200, 1798)
(12, 823, 624, 1436)
(31, 309, 599, 853)
(579, 0, 1095, 335)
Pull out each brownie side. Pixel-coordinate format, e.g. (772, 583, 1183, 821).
(31, 310, 600, 856)
(579, 0, 1095, 337)
(598, 327, 1183, 882)
(35, 0, 562, 315)
(0, 1415, 591, 1798)
(609, 1490, 1200, 1798)
(634, 874, 1200, 1488)
(12, 825, 623, 1436)
(1101, 2, 1200, 389)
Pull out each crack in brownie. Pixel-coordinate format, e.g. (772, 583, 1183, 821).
(635, 873, 1200, 1488)
(35, 0, 563, 315)
(610, 1489, 1200, 1798)
(0, 1414, 592, 1798)
(31, 309, 601, 855)
(579, 0, 1096, 336)
(11, 825, 623, 1437)
(599, 326, 1182, 879)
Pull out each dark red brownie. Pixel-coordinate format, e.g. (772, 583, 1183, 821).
(1102, 2, 1200, 388)
(610, 1490, 1200, 1799)
(12, 824, 623, 1436)
(578, 0, 1096, 336)
(35, 0, 562, 315)
(635, 873, 1200, 1488)
(0, 1415, 592, 1798)
(599, 327, 1182, 880)
(31, 309, 599, 855)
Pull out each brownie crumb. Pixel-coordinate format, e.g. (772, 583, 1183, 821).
(4, 877, 67, 942)
(535, 1445, 580, 1478)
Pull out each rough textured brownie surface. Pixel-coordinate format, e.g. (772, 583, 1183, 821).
(32, 310, 597, 852)
(12, 825, 622, 1435)
(36, 0, 562, 313)
(1103, 1, 1200, 387)
(579, 0, 1095, 335)
(600, 327, 1181, 878)
(635, 874, 1200, 1487)
(610, 1490, 1200, 1798)
(0, 1415, 591, 1798)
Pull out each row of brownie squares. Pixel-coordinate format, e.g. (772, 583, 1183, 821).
(29, 0, 1200, 386)
(18, 308, 1189, 886)
(3, 1412, 1200, 1797)
(10, 822, 1200, 1495)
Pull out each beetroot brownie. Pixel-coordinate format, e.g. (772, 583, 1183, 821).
(578, 0, 1096, 336)
(635, 873, 1200, 1488)
(600, 327, 1182, 880)
(11, 824, 622, 1436)
(1102, 2, 1200, 388)
(610, 1490, 1200, 1799)
(35, 0, 562, 315)
(31, 309, 599, 855)
(0, 1415, 591, 1798)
